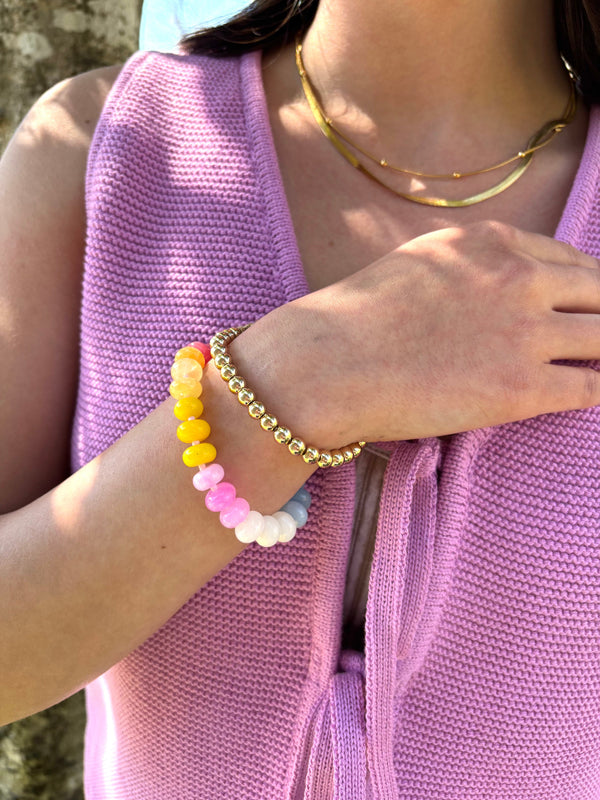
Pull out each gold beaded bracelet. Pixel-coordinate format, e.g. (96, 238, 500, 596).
(210, 326, 366, 468)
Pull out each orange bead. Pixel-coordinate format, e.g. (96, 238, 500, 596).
(174, 346, 206, 368)
(177, 419, 211, 444)
(173, 397, 204, 421)
(182, 443, 217, 467)
(171, 357, 203, 382)
(169, 379, 203, 400)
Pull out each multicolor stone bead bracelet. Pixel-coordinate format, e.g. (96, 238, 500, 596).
(210, 325, 366, 468)
(169, 341, 311, 547)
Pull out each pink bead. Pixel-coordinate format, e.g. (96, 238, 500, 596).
(193, 463, 225, 492)
(220, 497, 250, 528)
(191, 341, 212, 363)
(205, 481, 236, 512)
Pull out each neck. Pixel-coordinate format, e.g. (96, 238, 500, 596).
(298, 0, 573, 167)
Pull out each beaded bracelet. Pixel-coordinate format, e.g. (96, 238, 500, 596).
(169, 341, 311, 547)
(209, 326, 366, 468)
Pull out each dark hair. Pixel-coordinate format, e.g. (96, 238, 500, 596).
(181, 0, 600, 104)
(555, 0, 600, 102)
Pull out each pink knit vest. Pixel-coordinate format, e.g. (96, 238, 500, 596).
(74, 50, 600, 799)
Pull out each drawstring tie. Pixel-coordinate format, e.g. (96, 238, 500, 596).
(302, 439, 440, 800)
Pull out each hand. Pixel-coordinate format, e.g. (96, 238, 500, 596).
(233, 221, 600, 444)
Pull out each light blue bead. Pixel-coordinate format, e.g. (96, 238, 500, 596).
(280, 500, 309, 528)
(291, 486, 312, 509)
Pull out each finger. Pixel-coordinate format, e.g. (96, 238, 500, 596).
(543, 263, 600, 312)
(513, 227, 599, 270)
(543, 313, 600, 360)
(539, 363, 600, 414)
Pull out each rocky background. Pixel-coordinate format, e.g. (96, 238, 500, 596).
(0, 3, 142, 795)
(1, 0, 142, 152)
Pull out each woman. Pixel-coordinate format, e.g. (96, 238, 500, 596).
(1, 0, 600, 797)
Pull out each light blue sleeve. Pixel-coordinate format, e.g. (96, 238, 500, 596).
(139, 0, 250, 52)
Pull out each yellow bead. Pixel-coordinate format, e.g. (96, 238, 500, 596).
(174, 346, 205, 368)
(173, 397, 205, 421)
(177, 419, 211, 444)
(169, 379, 203, 400)
(182, 443, 217, 467)
(171, 358, 204, 383)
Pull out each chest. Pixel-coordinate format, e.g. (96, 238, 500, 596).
(267, 102, 589, 293)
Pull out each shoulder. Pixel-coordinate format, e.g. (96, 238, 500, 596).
(11, 63, 124, 159)
(0, 64, 125, 223)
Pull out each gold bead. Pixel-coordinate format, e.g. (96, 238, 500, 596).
(330, 450, 345, 467)
(237, 387, 255, 405)
(220, 364, 236, 380)
(260, 413, 278, 431)
(273, 426, 292, 445)
(228, 376, 245, 393)
(318, 451, 333, 468)
(342, 447, 354, 463)
(248, 401, 265, 419)
(210, 345, 226, 357)
(288, 438, 306, 456)
(213, 352, 231, 369)
(302, 446, 319, 464)
(358, 441, 366, 447)
(352, 444, 363, 458)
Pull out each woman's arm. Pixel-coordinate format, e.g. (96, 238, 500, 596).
(0, 72, 316, 724)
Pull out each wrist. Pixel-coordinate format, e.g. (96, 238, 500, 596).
(226, 306, 359, 450)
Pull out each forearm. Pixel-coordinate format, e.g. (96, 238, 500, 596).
(0, 358, 315, 724)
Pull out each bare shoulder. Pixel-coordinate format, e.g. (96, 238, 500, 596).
(11, 64, 123, 153)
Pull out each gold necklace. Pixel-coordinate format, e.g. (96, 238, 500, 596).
(295, 41, 578, 208)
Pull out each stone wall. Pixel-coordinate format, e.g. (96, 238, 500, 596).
(0, 0, 142, 153)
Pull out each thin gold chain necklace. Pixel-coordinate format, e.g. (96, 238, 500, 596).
(295, 40, 578, 208)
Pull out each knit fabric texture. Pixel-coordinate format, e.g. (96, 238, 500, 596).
(73, 50, 600, 800)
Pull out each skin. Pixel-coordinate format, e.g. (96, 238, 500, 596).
(2, 0, 600, 723)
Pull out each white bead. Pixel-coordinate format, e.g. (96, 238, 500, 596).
(255, 515, 280, 548)
(234, 510, 264, 544)
(273, 511, 297, 543)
